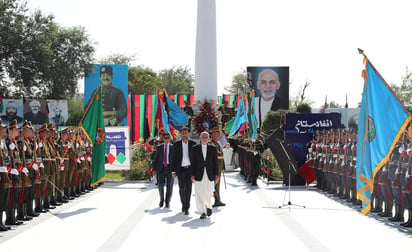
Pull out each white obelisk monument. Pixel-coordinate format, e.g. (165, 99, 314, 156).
(194, 0, 218, 101)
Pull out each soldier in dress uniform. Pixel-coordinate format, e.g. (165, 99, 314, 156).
(21, 121, 42, 218)
(55, 128, 69, 203)
(64, 129, 80, 200)
(313, 130, 323, 189)
(349, 129, 361, 205)
(46, 124, 62, 207)
(183, 101, 194, 130)
(389, 136, 407, 221)
(0, 119, 12, 231)
(5, 119, 24, 225)
(33, 125, 47, 213)
(378, 144, 396, 218)
(37, 123, 55, 210)
(400, 134, 412, 227)
(250, 136, 265, 186)
(16, 121, 36, 221)
(210, 126, 226, 207)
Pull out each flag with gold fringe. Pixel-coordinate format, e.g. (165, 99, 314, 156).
(79, 85, 106, 187)
(356, 56, 412, 215)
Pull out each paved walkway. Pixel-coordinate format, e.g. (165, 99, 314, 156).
(0, 171, 411, 251)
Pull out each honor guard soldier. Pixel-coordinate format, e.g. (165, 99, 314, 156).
(378, 143, 397, 218)
(390, 136, 407, 221)
(16, 121, 36, 221)
(349, 129, 360, 205)
(401, 135, 412, 227)
(250, 136, 265, 186)
(21, 121, 42, 217)
(46, 124, 62, 207)
(210, 126, 226, 207)
(5, 119, 24, 225)
(0, 119, 12, 231)
(56, 128, 69, 203)
(33, 124, 47, 213)
(313, 130, 323, 189)
(37, 123, 55, 210)
(68, 129, 80, 198)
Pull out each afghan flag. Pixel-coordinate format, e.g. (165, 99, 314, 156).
(356, 56, 412, 215)
(79, 84, 106, 187)
(229, 97, 248, 137)
(247, 91, 258, 140)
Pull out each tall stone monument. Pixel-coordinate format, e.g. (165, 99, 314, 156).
(194, 0, 218, 101)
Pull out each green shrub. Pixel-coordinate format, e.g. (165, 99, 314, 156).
(121, 143, 152, 180)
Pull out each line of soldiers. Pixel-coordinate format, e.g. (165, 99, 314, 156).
(0, 119, 94, 232)
(236, 133, 265, 186)
(309, 128, 412, 227)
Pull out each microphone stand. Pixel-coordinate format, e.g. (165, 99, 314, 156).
(277, 139, 305, 209)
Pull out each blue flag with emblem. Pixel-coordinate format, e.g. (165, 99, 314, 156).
(356, 57, 412, 215)
(165, 95, 189, 131)
(229, 96, 248, 137)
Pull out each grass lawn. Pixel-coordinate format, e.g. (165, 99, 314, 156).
(105, 170, 124, 181)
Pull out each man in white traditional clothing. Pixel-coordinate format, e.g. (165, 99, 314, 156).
(190, 131, 218, 219)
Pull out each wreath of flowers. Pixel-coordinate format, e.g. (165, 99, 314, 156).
(95, 127, 105, 145)
(191, 99, 221, 134)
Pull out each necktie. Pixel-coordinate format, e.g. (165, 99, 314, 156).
(164, 144, 167, 166)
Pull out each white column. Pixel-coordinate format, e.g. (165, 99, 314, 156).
(194, 0, 218, 102)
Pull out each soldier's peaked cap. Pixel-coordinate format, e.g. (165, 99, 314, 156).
(8, 119, 18, 129)
(100, 65, 113, 76)
(38, 123, 48, 133)
(210, 125, 221, 133)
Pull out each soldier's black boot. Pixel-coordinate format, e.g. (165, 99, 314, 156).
(50, 194, 62, 206)
(371, 196, 383, 213)
(400, 210, 412, 227)
(65, 188, 74, 200)
(26, 200, 40, 217)
(389, 205, 404, 222)
(17, 203, 32, 221)
(0, 211, 11, 231)
(34, 198, 47, 213)
(379, 202, 393, 217)
(43, 196, 56, 210)
(5, 208, 23, 225)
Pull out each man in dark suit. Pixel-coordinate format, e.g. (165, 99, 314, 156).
(172, 126, 196, 215)
(190, 131, 219, 219)
(153, 132, 175, 208)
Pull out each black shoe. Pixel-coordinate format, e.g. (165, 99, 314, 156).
(159, 201, 164, 208)
(207, 208, 212, 217)
(0, 223, 11, 231)
(200, 213, 206, 219)
(5, 219, 23, 225)
(213, 202, 226, 207)
(27, 211, 40, 217)
(34, 208, 47, 213)
(184, 210, 189, 215)
(17, 215, 33, 221)
(165, 203, 170, 208)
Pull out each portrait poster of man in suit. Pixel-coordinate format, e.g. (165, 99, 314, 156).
(84, 64, 128, 127)
(247, 66, 289, 127)
(23, 99, 48, 126)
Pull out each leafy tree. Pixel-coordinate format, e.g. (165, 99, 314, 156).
(158, 66, 194, 94)
(0, 1, 94, 99)
(391, 67, 412, 109)
(99, 53, 137, 66)
(65, 95, 84, 126)
(296, 103, 312, 113)
(128, 65, 162, 95)
(224, 69, 249, 95)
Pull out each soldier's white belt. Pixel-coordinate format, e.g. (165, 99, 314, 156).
(10, 168, 19, 175)
(0, 166, 7, 172)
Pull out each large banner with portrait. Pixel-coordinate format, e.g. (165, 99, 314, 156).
(84, 64, 128, 127)
(24, 99, 48, 126)
(0, 99, 24, 126)
(105, 126, 130, 171)
(282, 113, 342, 169)
(247, 66, 289, 127)
(47, 99, 68, 126)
